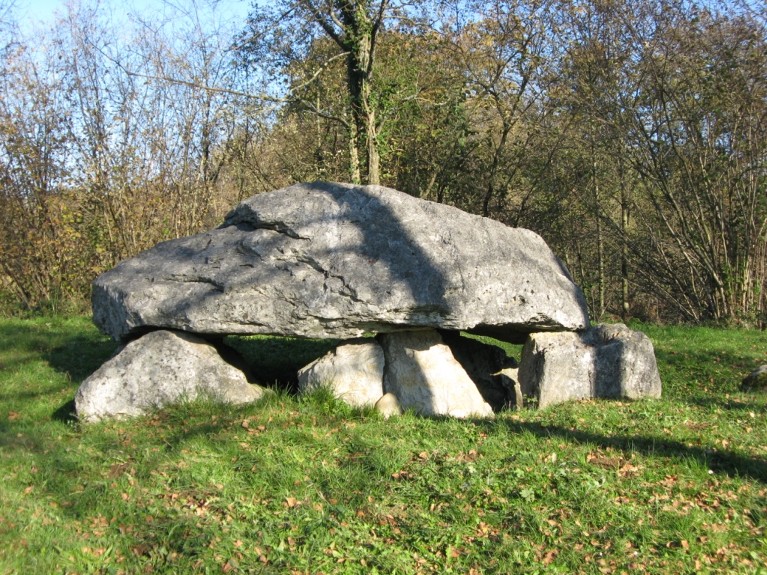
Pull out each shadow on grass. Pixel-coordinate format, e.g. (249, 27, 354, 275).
(44, 333, 117, 423)
(46, 335, 118, 384)
(0, 387, 63, 403)
(53, 399, 78, 423)
(654, 347, 759, 388)
(484, 418, 767, 484)
(0, 323, 58, 353)
(0, 316, 117, 388)
(683, 395, 767, 413)
(652, 343, 767, 415)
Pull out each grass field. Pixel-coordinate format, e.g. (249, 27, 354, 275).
(1, 316, 766, 574)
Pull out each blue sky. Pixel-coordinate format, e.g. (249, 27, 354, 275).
(16, 0, 748, 31)
(16, 0, 252, 30)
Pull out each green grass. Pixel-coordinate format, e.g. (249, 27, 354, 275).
(1, 317, 766, 574)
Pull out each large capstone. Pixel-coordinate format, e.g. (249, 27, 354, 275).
(92, 182, 589, 343)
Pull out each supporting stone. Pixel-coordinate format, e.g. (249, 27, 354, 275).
(518, 324, 662, 408)
(379, 330, 494, 418)
(297, 338, 385, 407)
(75, 330, 266, 422)
(439, 330, 520, 410)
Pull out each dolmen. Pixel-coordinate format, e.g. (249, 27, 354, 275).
(76, 182, 661, 421)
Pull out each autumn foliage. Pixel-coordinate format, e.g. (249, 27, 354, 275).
(1, 0, 765, 324)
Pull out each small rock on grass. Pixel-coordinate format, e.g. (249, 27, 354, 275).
(375, 393, 402, 418)
(741, 365, 767, 392)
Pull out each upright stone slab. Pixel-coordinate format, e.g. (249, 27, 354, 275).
(379, 330, 494, 418)
(92, 182, 589, 343)
(75, 330, 266, 422)
(518, 324, 662, 408)
(297, 339, 385, 407)
(518, 332, 594, 407)
(439, 330, 519, 410)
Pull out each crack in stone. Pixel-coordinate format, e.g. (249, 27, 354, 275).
(293, 254, 364, 304)
(235, 241, 264, 259)
(334, 274, 364, 303)
(294, 253, 327, 275)
(253, 220, 309, 240)
(168, 275, 225, 292)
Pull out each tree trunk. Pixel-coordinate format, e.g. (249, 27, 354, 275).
(340, 0, 381, 185)
(620, 154, 630, 319)
(348, 119, 362, 184)
(592, 145, 605, 320)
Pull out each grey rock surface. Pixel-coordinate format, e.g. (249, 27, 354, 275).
(518, 323, 662, 408)
(379, 330, 494, 418)
(297, 338, 385, 407)
(497, 366, 524, 410)
(75, 330, 266, 422)
(93, 182, 589, 342)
